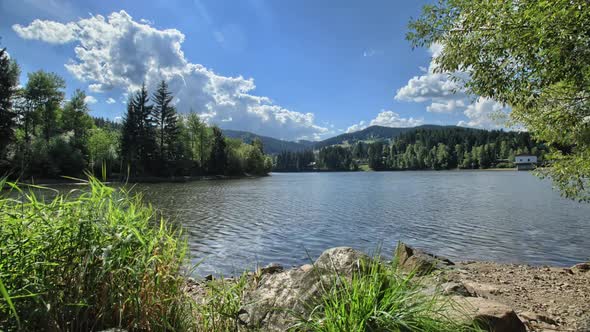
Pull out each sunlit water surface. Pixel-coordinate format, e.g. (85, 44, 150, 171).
(121, 171, 590, 276)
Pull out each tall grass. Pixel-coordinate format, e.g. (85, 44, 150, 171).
(0, 177, 194, 331)
(194, 272, 251, 331)
(297, 256, 481, 332)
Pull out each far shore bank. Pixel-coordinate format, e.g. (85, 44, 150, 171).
(273, 167, 525, 173)
(1, 173, 267, 187)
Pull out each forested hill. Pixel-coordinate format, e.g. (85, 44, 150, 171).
(223, 125, 465, 154)
(222, 129, 313, 154)
(313, 125, 459, 149)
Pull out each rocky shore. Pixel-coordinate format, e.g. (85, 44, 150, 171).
(186, 243, 590, 331)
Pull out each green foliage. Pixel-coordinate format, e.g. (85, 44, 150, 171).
(408, 0, 590, 200)
(275, 150, 315, 171)
(209, 126, 227, 175)
(297, 256, 480, 332)
(152, 80, 179, 162)
(61, 89, 94, 152)
(185, 110, 211, 170)
(87, 128, 119, 175)
(319, 146, 353, 170)
(1, 52, 272, 179)
(0, 47, 20, 160)
(24, 70, 65, 142)
(279, 128, 543, 172)
(195, 273, 250, 331)
(0, 178, 194, 331)
(368, 142, 385, 171)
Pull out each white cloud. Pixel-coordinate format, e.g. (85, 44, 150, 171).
(395, 44, 467, 108)
(106, 97, 116, 104)
(84, 95, 97, 104)
(346, 110, 424, 133)
(457, 98, 507, 129)
(13, 19, 78, 44)
(13, 11, 328, 140)
(346, 121, 366, 133)
(426, 99, 466, 114)
(395, 43, 509, 129)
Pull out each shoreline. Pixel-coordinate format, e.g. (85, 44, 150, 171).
(3, 173, 267, 187)
(187, 243, 590, 331)
(274, 167, 524, 173)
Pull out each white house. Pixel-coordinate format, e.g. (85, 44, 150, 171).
(514, 154, 537, 170)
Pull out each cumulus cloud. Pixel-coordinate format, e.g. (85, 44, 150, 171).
(426, 99, 466, 114)
(395, 43, 509, 129)
(395, 44, 467, 107)
(13, 20, 78, 44)
(106, 97, 116, 104)
(457, 98, 508, 129)
(13, 11, 328, 140)
(84, 95, 97, 104)
(346, 110, 424, 133)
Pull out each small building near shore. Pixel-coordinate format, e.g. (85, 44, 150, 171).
(514, 154, 537, 170)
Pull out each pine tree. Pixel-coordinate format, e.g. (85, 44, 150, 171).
(152, 80, 179, 162)
(121, 98, 139, 174)
(209, 126, 227, 174)
(131, 83, 156, 170)
(0, 47, 19, 159)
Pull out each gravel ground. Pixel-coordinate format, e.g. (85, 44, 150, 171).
(445, 261, 590, 331)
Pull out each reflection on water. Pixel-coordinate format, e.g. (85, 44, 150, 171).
(128, 171, 590, 276)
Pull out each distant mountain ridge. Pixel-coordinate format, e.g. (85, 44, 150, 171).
(223, 125, 481, 154)
(222, 129, 313, 154)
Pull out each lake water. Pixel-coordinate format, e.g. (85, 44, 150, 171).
(133, 171, 590, 276)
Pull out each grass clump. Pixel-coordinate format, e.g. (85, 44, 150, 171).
(298, 256, 480, 332)
(0, 177, 195, 331)
(193, 272, 251, 331)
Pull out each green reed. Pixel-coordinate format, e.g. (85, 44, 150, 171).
(0, 177, 195, 331)
(296, 255, 482, 332)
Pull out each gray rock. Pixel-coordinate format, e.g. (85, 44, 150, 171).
(463, 281, 503, 297)
(442, 282, 473, 296)
(238, 247, 369, 331)
(313, 246, 370, 275)
(449, 296, 527, 332)
(518, 311, 557, 326)
(572, 262, 590, 273)
(395, 242, 454, 276)
(259, 263, 284, 275)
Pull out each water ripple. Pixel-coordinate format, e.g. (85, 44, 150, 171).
(136, 172, 590, 276)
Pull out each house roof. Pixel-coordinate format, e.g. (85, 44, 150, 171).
(515, 153, 536, 157)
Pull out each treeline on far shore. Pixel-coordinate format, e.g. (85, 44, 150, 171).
(274, 127, 548, 172)
(0, 47, 272, 180)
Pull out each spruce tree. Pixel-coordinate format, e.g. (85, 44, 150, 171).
(131, 83, 156, 171)
(0, 47, 19, 159)
(209, 126, 227, 174)
(152, 80, 179, 162)
(121, 98, 139, 174)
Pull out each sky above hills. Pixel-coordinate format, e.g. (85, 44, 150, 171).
(0, 0, 507, 141)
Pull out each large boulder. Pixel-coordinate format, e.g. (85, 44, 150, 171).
(238, 247, 369, 331)
(395, 242, 454, 275)
(449, 296, 526, 332)
(571, 262, 590, 273)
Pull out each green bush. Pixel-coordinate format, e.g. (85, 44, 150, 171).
(0, 177, 194, 331)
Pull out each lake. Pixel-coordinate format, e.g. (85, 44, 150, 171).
(131, 171, 590, 276)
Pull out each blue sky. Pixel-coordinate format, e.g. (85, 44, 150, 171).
(0, 0, 504, 141)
